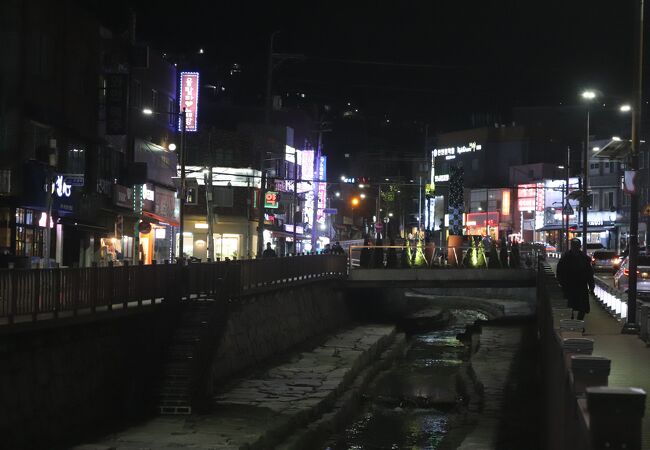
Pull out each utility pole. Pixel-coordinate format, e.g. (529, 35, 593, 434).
(205, 166, 214, 260)
(179, 108, 187, 260)
(565, 146, 571, 253)
(293, 149, 298, 253)
(258, 31, 304, 257)
(582, 108, 590, 255)
(623, 0, 644, 334)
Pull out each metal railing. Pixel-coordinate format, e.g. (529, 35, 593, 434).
(0, 254, 347, 325)
(348, 245, 542, 270)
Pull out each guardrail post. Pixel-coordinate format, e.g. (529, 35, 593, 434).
(123, 260, 129, 309)
(32, 268, 40, 322)
(587, 386, 646, 450)
(107, 261, 114, 311)
(570, 355, 610, 396)
(91, 262, 98, 313)
(54, 267, 61, 318)
(9, 269, 17, 324)
(138, 259, 144, 306)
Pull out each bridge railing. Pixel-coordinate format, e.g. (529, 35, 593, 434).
(348, 245, 542, 270)
(0, 254, 347, 325)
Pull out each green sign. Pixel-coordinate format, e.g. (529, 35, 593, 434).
(264, 191, 279, 209)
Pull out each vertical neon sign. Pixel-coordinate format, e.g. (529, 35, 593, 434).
(179, 72, 199, 132)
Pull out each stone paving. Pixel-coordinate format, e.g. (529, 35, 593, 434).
(456, 326, 524, 450)
(74, 324, 396, 450)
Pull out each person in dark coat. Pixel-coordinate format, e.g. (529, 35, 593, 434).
(374, 238, 385, 268)
(359, 238, 372, 268)
(556, 239, 595, 320)
(262, 242, 277, 258)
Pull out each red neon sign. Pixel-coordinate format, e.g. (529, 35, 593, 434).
(179, 72, 199, 132)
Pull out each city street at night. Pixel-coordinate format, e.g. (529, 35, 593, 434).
(2, 2, 650, 450)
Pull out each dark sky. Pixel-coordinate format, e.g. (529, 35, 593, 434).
(91, 1, 639, 163)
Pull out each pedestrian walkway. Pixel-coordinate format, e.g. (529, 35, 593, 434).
(583, 303, 650, 449)
(550, 262, 650, 449)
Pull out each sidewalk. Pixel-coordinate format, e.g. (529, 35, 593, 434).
(582, 302, 650, 449)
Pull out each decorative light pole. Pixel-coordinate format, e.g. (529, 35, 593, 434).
(581, 89, 597, 255)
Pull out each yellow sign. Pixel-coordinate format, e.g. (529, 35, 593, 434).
(643, 204, 650, 216)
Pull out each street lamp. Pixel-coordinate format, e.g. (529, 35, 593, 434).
(620, 104, 632, 112)
(581, 89, 597, 254)
(142, 107, 187, 260)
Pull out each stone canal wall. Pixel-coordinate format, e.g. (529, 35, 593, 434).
(0, 304, 180, 450)
(209, 280, 350, 388)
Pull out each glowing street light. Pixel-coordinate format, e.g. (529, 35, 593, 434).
(335, 192, 341, 197)
(142, 108, 153, 115)
(581, 90, 597, 100)
(620, 104, 632, 112)
(351, 197, 360, 206)
(360, 193, 366, 199)
(340, 175, 346, 182)
(168, 143, 177, 151)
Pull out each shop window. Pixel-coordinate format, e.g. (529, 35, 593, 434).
(589, 193, 599, 210)
(66, 147, 85, 173)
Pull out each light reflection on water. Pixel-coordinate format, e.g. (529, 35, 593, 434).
(322, 310, 486, 449)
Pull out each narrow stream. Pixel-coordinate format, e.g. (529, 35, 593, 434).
(322, 310, 537, 449)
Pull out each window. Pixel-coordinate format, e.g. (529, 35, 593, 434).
(603, 191, 615, 210)
(151, 89, 158, 113)
(623, 193, 631, 207)
(66, 147, 85, 173)
(132, 79, 142, 108)
(15, 208, 45, 257)
(589, 192, 599, 210)
(168, 98, 175, 127)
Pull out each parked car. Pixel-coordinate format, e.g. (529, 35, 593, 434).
(585, 242, 605, 255)
(591, 250, 620, 272)
(613, 255, 650, 298)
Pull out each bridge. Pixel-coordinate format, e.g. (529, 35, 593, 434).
(0, 255, 648, 449)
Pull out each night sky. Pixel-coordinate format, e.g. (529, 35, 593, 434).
(90, 1, 639, 165)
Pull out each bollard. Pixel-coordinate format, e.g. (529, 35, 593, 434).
(570, 355, 610, 395)
(561, 337, 594, 355)
(560, 319, 585, 332)
(587, 386, 646, 450)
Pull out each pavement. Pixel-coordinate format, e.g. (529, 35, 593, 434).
(73, 324, 397, 450)
(548, 258, 650, 449)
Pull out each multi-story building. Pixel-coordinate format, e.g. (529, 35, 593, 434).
(0, 1, 105, 267)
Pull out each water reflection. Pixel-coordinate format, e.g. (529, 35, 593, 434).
(323, 310, 486, 449)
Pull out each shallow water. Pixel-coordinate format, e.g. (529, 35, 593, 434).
(323, 310, 487, 449)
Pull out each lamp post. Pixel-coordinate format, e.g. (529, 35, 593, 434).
(622, 0, 644, 334)
(143, 107, 186, 260)
(581, 89, 597, 255)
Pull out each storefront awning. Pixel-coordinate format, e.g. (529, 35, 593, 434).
(142, 211, 180, 227)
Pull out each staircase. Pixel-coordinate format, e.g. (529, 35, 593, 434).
(157, 299, 215, 414)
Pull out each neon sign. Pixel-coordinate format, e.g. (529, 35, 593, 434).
(52, 175, 71, 198)
(432, 142, 483, 158)
(179, 72, 199, 132)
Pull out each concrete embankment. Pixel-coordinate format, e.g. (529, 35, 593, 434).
(76, 324, 404, 450)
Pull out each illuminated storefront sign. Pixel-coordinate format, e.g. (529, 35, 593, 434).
(501, 190, 511, 215)
(434, 174, 449, 183)
(432, 141, 483, 158)
(517, 183, 544, 212)
(264, 191, 280, 209)
(179, 72, 199, 132)
(52, 175, 72, 198)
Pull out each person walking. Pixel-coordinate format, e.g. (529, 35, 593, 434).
(556, 238, 595, 320)
(262, 242, 277, 258)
